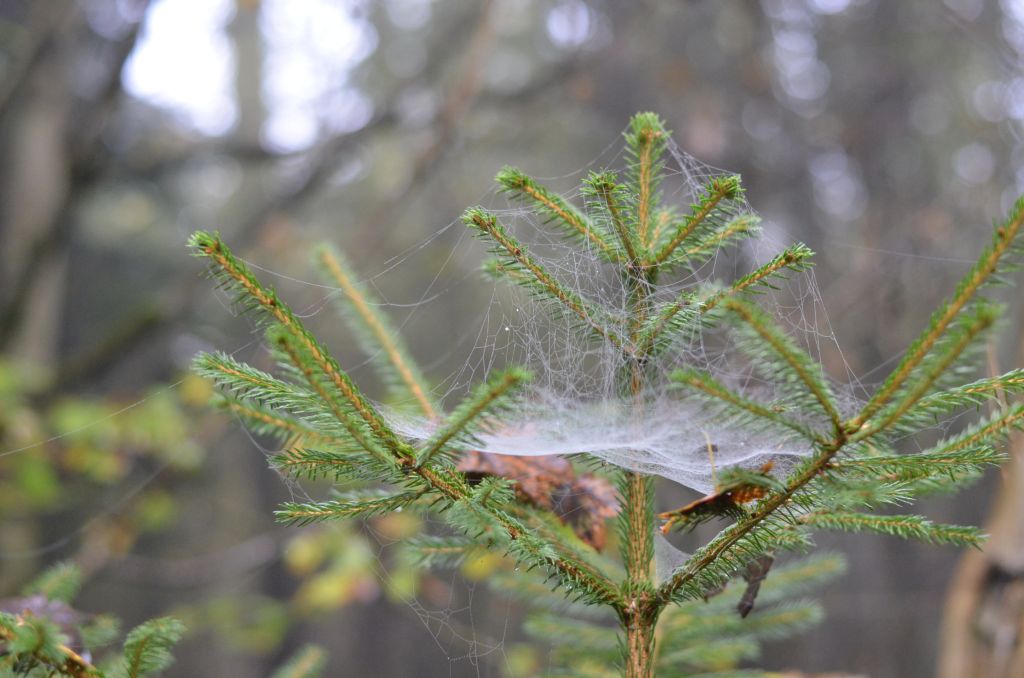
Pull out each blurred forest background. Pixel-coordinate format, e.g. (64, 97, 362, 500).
(2, 0, 1024, 676)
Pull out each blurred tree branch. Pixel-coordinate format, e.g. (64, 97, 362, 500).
(0, 1, 151, 352)
(0, 1, 75, 121)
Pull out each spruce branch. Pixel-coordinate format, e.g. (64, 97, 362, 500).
(670, 213, 761, 266)
(503, 500, 617, 572)
(315, 244, 437, 417)
(438, 498, 621, 607)
(191, 232, 622, 607)
(273, 445, 423, 486)
(658, 637, 760, 670)
(624, 113, 669, 248)
(652, 175, 742, 265)
(653, 556, 843, 667)
(585, 171, 643, 265)
(120, 617, 185, 678)
(415, 367, 531, 467)
(270, 327, 398, 469)
(855, 301, 999, 439)
(0, 616, 99, 677)
(638, 290, 701, 353)
(662, 596, 813, 644)
(724, 298, 842, 434)
(832, 446, 1004, 477)
(930, 403, 1024, 455)
(739, 601, 823, 639)
(659, 518, 812, 605)
(194, 352, 318, 416)
(900, 368, 1024, 423)
(659, 197, 1024, 610)
(463, 208, 630, 351)
(669, 369, 818, 442)
(495, 166, 621, 262)
(800, 512, 984, 548)
(276, 488, 429, 526)
(658, 600, 824, 668)
(525, 614, 619, 654)
(803, 477, 918, 510)
(271, 448, 363, 482)
(656, 435, 846, 605)
(24, 562, 82, 604)
(403, 535, 480, 569)
(713, 243, 815, 303)
(658, 403, 1021, 604)
(670, 552, 844, 614)
(490, 566, 617, 619)
(851, 196, 1024, 430)
(637, 243, 814, 356)
(215, 396, 342, 447)
(189, 233, 408, 456)
(197, 352, 377, 455)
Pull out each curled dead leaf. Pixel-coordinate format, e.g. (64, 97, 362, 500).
(458, 451, 618, 550)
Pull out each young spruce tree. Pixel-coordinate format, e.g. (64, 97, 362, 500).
(189, 113, 1024, 677)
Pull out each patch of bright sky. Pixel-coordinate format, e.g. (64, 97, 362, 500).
(260, 0, 377, 152)
(123, 0, 376, 150)
(123, 0, 237, 135)
(807, 0, 852, 14)
(546, 0, 591, 49)
(384, 0, 432, 31)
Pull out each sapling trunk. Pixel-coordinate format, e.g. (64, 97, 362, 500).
(619, 256, 659, 677)
(621, 469, 659, 678)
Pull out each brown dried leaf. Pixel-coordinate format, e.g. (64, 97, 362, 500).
(737, 554, 774, 618)
(658, 461, 776, 533)
(457, 451, 618, 550)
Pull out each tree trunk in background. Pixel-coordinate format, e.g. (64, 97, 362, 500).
(938, 340, 1024, 678)
(0, 12, 72, 586)
(0, 36, 70, 365)
(232, 0, 264, 147)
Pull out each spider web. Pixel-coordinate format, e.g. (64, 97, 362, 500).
(384, 135, 846, 495)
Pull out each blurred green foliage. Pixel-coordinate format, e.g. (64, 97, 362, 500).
(0, 561, 184, 677)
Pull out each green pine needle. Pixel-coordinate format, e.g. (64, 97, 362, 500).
(496, 166, 621, 262)
(724, 298, 842, 434)
(276, 489, 429, 526)
(315, 243, 437, 417)
(624, 112, 670, 248)
(670, 368, 818, 442)
(852, 195, 1024, 430)
(463, 208, 630, 351)
(652, 175, 743, 265)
